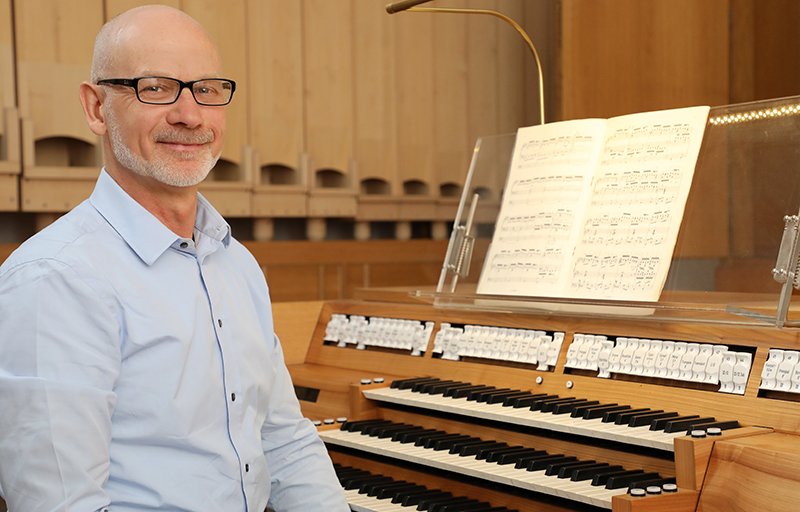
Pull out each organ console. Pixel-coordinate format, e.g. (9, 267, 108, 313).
(288, 294, 800, 512)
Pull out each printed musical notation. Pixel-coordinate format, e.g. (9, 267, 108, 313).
(569, 254, 659, 294)
(477, 105, 710, 302)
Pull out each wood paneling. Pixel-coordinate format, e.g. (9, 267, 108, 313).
(0, 0, 19, 177)
(303, 0, 354, 178)
(559, 0, 730, 120)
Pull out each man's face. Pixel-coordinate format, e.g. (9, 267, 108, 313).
(101, 24, 226, 188)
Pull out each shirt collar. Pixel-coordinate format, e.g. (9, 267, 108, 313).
(89, 169, 231, 265)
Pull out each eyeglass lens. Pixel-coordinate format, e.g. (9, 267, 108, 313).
(137, 77, 233, 105)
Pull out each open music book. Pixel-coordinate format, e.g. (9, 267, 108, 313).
(477, 105, 710, 302)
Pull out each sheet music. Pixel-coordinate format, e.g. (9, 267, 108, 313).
(478, 106, 710, 302)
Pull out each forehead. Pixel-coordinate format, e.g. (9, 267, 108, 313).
(110, 14, 220, 79)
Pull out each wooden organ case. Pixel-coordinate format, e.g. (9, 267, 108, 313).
(287, 96, 800, 512)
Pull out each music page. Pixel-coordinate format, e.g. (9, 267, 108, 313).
(478, 105, 710, 302)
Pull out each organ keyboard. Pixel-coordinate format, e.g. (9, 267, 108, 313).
(287, 298, 800, 511)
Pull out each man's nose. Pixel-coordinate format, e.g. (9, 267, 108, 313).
(165, 88, 203, 128)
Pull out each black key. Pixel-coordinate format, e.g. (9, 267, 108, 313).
(602, 407, 649, 423)
(572, 464, 623, 482)
(665, 416, 714, 433)
(376, 482, 424, 499)
(628, 411, 678, 428)
(591, 467, 633, 486)
(584, 404, 630, 420)
(514, 452, 553, 469)
(448, 438, 488, 454)
(506, 393, 555, 408)
(415, 379, 453, 393)
(475, 388, 518, 403)
(450, 385, 494, 399)
(553, 400, 600, 415)
(458, 441, 506, 457)
(606, 471, 661, 489)
(389, 425, 426, 441)
(650, 414, 684, 431)
(343, 474, 390, 490)
(484, 446, 530, 463)
(444, 502, 493, 512)
(558, 461, 603, 479)
(441, 502, 493, 512)
(527, 455, 576, 472)
(429, 381, 473, 395)
(429, 497, 474, 512)
(545, 459, 594, 477)
(391, 487, 437, 504)
(414, 430, 454, 446)
(534, 397, 577, 412)
(359, 476, 397, 494)
(419, 494, 468, 510)
(341, 419, 392, 432)
(396, 428, 441, 443)
(475, 443, 512, 460)
(570, 402, 615, 418)
(401, 490, 452, 507)
(430, 435, 474, 451)
(392, 376, 438, 390)
(489, 391, 532, 405)
(364, 422, 411, 437)
(499, 449, 548, 466)
(479, 389, 525, 404)
(614, 409, 659, 425)
(689, 419, 739, 431)
(466, 387, 502, 401)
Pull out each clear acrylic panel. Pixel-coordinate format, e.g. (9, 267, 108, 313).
(427, 95, 800, 327)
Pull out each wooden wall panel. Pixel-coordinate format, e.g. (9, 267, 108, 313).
(432, 0, 469, 191)
(182, 0, 248, 176)
(393, 8, 435, 196)
(466, 0, 499, 147)
(0, 0, 19, 178)
(105, 0, 179, 17)
(560, 0, 730, 120)
(247, 0, 304, 177)
(353, 0, 397, 196)
(303, 0, 354, 179)
(15, 0, 103, 176)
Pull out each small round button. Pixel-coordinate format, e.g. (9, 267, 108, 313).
(691, 429, 706, 438)
(360, 378, 372, 385)
(565, 380, 574, 389)
(230, 393, 236, 402)
(336, 417, 348, 423)
(535, 376, 544, 385)
(323, 418, 335, 425)
(646, 486, 662, 495)
(373, 377, 385, 383)
(245, 464, 250, 472)
(707, 427, 722, 436)
(662, 483, 678, 493)
(312, 420, 322, 426)
(180, 241, 188, 248)
(629, 488, 646, 497)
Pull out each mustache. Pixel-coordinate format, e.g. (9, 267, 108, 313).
(154, 130, 214, 145)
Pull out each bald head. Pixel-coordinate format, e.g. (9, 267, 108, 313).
(91, 5, 220, 83)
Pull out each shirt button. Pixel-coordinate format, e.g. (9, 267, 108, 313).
(245, 463, 250, 472)
(180, 241, 188, 248)
(218, 318, 223, 328)
(231, 393, 236, 402)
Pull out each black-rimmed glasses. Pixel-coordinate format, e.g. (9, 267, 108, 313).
(96, 76, 236, 106)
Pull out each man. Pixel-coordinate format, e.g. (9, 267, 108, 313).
(0, 5, 348, 511)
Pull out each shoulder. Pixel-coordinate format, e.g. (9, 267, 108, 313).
(0, 201, 117, 287)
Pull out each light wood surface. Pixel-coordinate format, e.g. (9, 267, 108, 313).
(698, 432, 800, 512)
(0, 173, 16, 210)
(289, 297, 800, 511)
(272, 300, 324, 365)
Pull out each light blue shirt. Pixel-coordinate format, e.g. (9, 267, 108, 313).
(0, 170, 348, 512)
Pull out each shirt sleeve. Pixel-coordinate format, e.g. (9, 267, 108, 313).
(261, 335, 349, 511)
(0, 259, 120, 511)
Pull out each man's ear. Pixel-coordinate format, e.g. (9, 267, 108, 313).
(79, 82, 107, 136)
